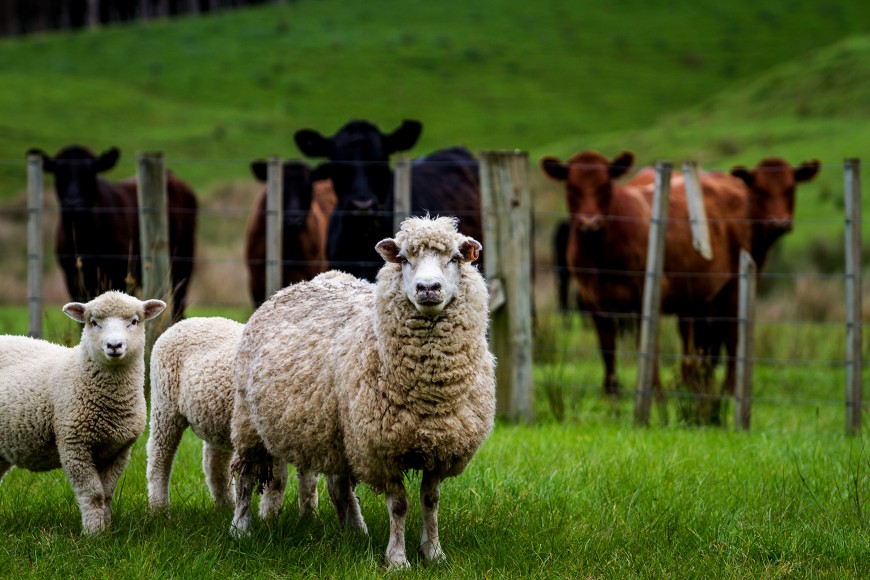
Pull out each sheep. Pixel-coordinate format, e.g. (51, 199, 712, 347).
(0, 291, 165, 533)
(146, 316, 289, 515)
(230, 215, 496, 568)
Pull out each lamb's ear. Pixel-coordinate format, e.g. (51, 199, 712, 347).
(459, 238, 482, 263)
(142, 300, 167, 321)
(375, 239, 403, 263)
(62, 302, 87, 323)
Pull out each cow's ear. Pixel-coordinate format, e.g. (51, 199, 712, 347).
(383, 120, 422, 154)
(95, 147, 120, 173)
(295, 129, 335, 158)
(540, 157, 567, 181)
(795, 159, 821, 183)
(609, 151, 634, 179)
(375, 238, 403, 263)
(250, 160, 268, 182)
(731, 166, 754, 187)
(27, 148, 54, 173)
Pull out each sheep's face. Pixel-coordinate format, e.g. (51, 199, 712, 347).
(63, 291, 166, 366)
(376, 231, 482, 317)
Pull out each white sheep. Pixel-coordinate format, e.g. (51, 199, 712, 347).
(146, 316, 290, 515)
(231, 215, 496, 568)
(0, 291, 165, 533)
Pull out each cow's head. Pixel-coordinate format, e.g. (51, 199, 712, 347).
(541, 150, 634, 233)
(731, 157, 820, 241)
(250, 159, 314, 229)
(294, 119, 422, 215)
(27, 145, 120, 212)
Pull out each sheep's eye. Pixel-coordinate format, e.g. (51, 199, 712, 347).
(89, 319, 100, 328)
(450, 254, 462, 263)
(398, 255, 409, 265)
(130, 317, 139, 326)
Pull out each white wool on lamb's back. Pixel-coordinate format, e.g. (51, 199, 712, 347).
(231, 215, 495, 568)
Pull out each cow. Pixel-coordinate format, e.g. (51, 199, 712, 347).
(243, 159, 336, 307)
(28, 145, 198, 322)
(540, 150, 751, 398)
(294, 119, 482, 281)
(677, 158, 820, 413)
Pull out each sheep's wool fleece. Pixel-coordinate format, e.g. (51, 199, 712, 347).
(235, 218, 496, 490)
(0, 293, 148, 473)
(150, 316, 244, 451)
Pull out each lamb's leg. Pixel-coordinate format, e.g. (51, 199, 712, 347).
(385, 482, 410, 569)
(295, 468, 318, 519)
(326, 474, 368, 534)
(202, 443, 234, 508)
(146, 409, 187, 510)
(0, 459, 11, 483)
(97, 444, 134, 525)
(258, 457, 288, 521)
(419, 471, 446, 564)
(60, 448, 109, 533)
(230, 394, 260, 538)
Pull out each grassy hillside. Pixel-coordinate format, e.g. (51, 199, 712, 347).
(0, 0, 869, 197)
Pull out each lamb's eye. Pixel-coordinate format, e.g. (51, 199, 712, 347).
(451, 254, 462, 263)
(130, 317, 139, 327)
(89, 319, 100, 329)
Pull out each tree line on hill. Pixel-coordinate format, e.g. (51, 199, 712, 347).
(0, 0, 292, 36)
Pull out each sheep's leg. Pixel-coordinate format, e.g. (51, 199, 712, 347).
(202, 443, 234, 508)
(230, 465, 256, 538)
(326, 474, 368, 534)
(145, 409, 187, 510)
(60, 449, 109, 534)
(295, 468, 318, 519)
(419, 471, 446, 564)
(97, 444, 134, 525)
(0, 459, 11, 483)
(385, 483, 410, 569)
(258, 457, 288, 521)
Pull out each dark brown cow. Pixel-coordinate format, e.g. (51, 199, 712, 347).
(541, 150, 750, 396)
(28, 145, 197, 322)
(294, 119, 482, 281)
(243, 159, 336, 307)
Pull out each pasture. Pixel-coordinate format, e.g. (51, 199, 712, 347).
(1, 0, 870, 577)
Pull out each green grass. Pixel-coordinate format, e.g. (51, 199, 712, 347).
(1, 421, 868, 577)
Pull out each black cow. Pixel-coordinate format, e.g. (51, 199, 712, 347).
(28, 145, 198, 321)
(294, 119, 482, 281)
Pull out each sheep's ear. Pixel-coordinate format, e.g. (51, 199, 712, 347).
(459, 238, 482, 263)
(142, 300, 167, 321)
(375, 239, 402, 263)
(62, 302, 87, 323)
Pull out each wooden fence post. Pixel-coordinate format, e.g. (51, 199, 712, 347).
(393, 155, 411, 233)
(734, 250, 757, 431)
(137, 152, 172, 369)
(265, 155, 283, 299)
(27, 153, 44, 339)
(634, 161, 672, 426)
(844, 158, 863, 436)
(478, 150, 534, 422)
(682, 161, 712, 260)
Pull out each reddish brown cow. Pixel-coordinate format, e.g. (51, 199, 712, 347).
(29, 145, 197, 322)
(243, 159, 336, 307)
(541, 150, 750, 396)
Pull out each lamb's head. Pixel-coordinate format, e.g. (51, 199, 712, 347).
(375, 216, 482, 317)
(62, 291, 166, 365)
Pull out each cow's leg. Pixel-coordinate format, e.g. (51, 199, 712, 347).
(202, 443, 234, 508)
(419, 471, 446, 565)
(592, 312, 619, 396)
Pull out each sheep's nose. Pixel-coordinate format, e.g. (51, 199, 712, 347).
(416, 281, 442, 293)
(106, 341, 125, 356)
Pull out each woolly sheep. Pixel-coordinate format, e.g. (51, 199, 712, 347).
(146, 316, 290, 515)
(231, 215, 496, 568)
(0, 291, 165, 533)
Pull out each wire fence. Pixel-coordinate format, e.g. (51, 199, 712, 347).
(0, 154, 866, 431)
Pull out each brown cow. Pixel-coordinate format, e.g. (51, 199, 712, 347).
(541, 150, 750, 397)
(28, 145, 197, 322)
(243, 159, 336, 307)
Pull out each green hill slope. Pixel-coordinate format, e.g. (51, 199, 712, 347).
(1, 0, 868, 197)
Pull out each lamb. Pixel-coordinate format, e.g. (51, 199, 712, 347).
(0, 291, 165, 533)
(146, 316, 289, 515)
(230, 215, 496, 568)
